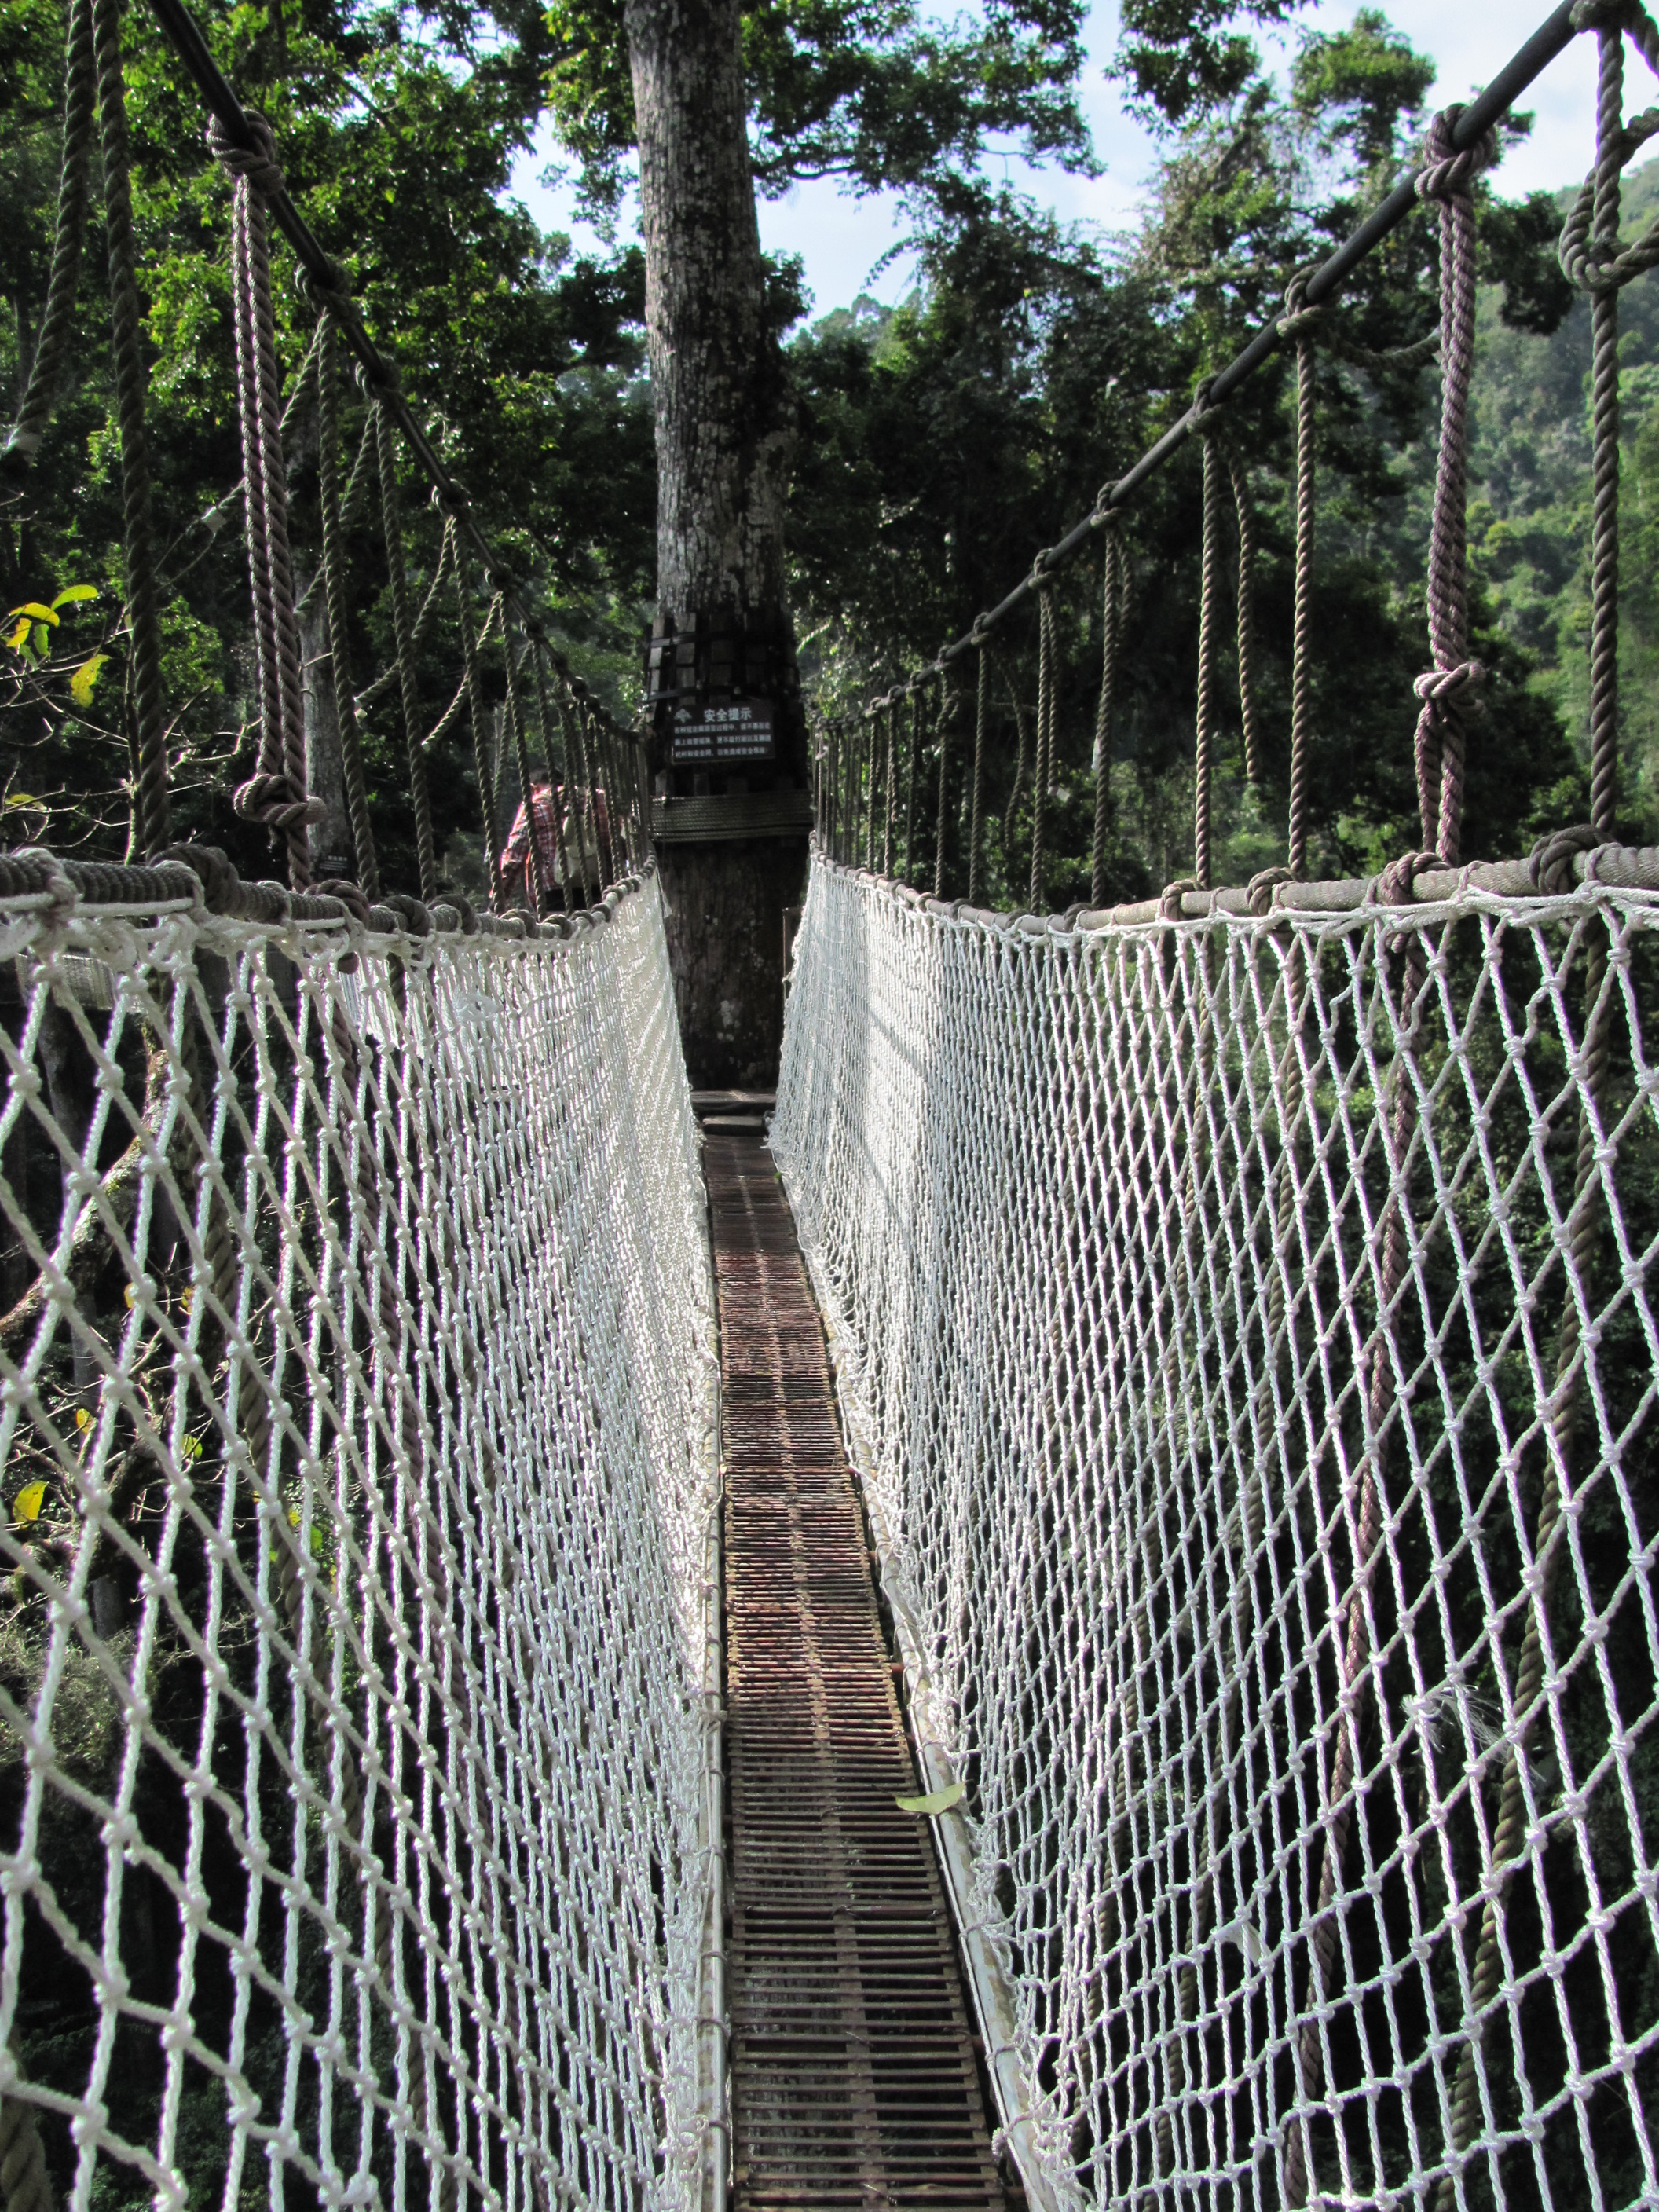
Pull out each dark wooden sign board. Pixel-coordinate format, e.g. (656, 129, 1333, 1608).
(670, 698, 775, 765)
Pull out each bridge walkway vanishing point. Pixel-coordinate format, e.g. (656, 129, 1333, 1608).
(703, 1120, 1012, 2210)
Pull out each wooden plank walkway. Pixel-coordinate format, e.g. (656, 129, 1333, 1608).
(705, 1127, 1009, 2210)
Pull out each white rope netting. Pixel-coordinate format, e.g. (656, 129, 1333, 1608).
(773, 853, 1659, 2211)
(0, 867, 717, 2212)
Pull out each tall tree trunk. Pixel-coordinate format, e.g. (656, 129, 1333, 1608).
(624, 0, 809, 1090)
(624, 0, 793, 626)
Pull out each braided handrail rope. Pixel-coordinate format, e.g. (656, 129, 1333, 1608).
(142, 0, 635, 766)
(95, 0, 169, 857)
(314, 316, 379, 900)
(1281, 273, 1319, 878)
(1031, 583, 1058, 912)
(5, 0, 96, 471)
(374, 396, 437, 899)
(933, 674, 953, 900)
(969, 649, 989, 906)
(1090, 524, 1121, 910)
(211, 109, 321, 888)
(852, 10, 1576, 714)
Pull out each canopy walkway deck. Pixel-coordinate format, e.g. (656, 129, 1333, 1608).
(707, 1124, 1009, 2210)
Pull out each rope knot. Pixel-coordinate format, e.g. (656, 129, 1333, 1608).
(1570, 0, 1635, 28)
(1159, 877, 1199, 922)
(1247, 864, 1295, 917)
(1529, 822, 1601, 894)
(316, 876, 373, 927)
(233, 771, 327, 833)
(1415, 108, 1498, 203)
(206, 111, 284, 200)
(296, 255, 353, 321)
(150, 841, 242, 913)
(380, 891, 433, 938)
(1375, 849, 1440, 906)
(354, 354, 402, 400)
(1188, 379, 1229, 439)
(1278, 268, 1325, 342)
(1413, 658, 1486, 716)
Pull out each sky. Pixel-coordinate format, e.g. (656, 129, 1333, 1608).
(508, 1, 1605, 320)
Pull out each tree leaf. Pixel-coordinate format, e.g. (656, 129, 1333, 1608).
(69, 653, 108, 705)
(11, 602, 58, 626)
(49, 585, 97, 609)
(4, 617, 30, 653)
(894, 1780, 965, 1815)
(5, 794, 38, 809)
(13, 1482, 46, 1524)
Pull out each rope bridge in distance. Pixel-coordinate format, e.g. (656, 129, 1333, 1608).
(5, 0, 1659, 2204)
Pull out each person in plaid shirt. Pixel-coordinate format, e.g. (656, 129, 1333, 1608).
(500, 781, 612, 906)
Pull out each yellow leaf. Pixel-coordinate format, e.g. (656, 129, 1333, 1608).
(123, 1284, 135, 1308)
(49, 585, 97, 610)
(13, 1482, 46, 1524)
(74, 1407, 91, 1430)
(4, 618, 30, 654)
(5, 794, 38, 809)
(180, 1285, 193, 1313)
(9, 602, 57, 627)
(895, 1781, 965, 1816)
(181, 1434, 203, 1461)
(69, 653, 108, 706)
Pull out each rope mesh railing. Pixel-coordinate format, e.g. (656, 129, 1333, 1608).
(774, 855, 1659, 2209)
(0, 862, 719, 2210)
(785, 4, 1659, 2207)
(1, 0, 720, 2202)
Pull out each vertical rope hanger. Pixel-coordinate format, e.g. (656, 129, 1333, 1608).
(207, 113, 320, 887)
(5, 0, 96, 469)
(1090, 518, 1122, 910)
(97, 0, 170, 856)
(933, 673, 953, 900)
(903, 690, 922, 884)
(1031, 580, 1057, 913)
(1278, 273, 1321, 881)
(882, 702, 898, 878)
(968, 643, 989, 907)
(309, 291, 380, 902)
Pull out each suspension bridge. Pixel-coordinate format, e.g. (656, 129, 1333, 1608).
(2, 0, 1658, 2205)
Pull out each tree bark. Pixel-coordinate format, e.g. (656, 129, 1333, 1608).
(624, 0, 794, 624)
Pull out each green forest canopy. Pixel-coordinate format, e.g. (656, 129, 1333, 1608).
(0, 0, 1653, 905)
